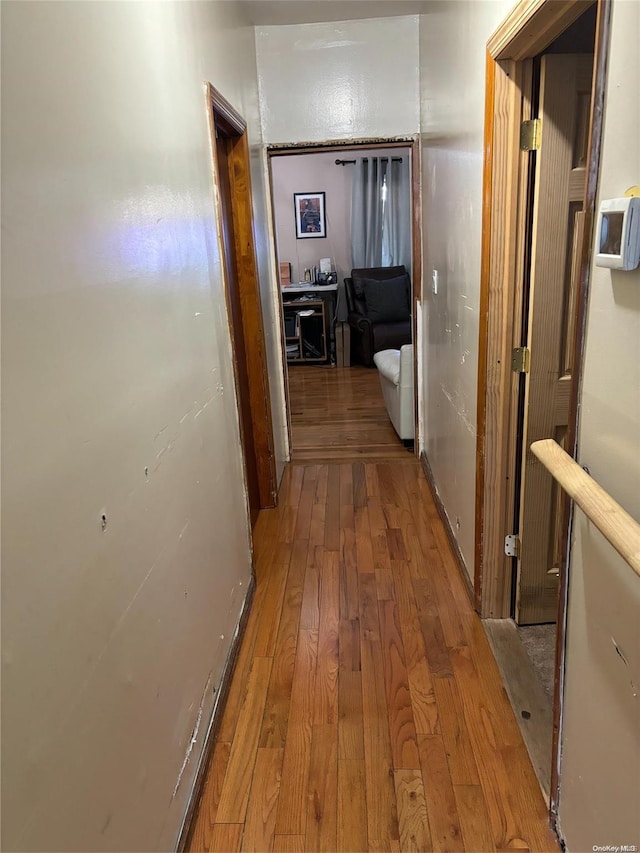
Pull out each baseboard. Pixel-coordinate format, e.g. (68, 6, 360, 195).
(419, 451, 474, 603)
(176, 573, 256, 852)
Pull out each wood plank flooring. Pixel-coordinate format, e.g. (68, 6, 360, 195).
(288, 365, 411, 462)
(188, 460, 559, 853)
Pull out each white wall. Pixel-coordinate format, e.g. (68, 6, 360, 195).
(0, 1, 284, 849)
(558, 1, 640, 847)
(256, 16, 420, 144)
(272, 152, 353, 285)
(418, 0, 513, 576)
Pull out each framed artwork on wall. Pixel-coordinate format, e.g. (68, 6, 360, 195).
(294, 192, 326, 239)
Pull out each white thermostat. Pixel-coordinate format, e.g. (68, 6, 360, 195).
(595, 196, 640, 270)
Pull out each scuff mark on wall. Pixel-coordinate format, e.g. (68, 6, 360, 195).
(612, 636, 629, 666)
(440, 384, 476, 435)
(172, 673, 211, 799)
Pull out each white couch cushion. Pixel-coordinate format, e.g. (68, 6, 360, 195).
(373, 349, 401, 386)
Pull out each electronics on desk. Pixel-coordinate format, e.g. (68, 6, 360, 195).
(595, 197, 640, 270)
(318, 258, 337, 284)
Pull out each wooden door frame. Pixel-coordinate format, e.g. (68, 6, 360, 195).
(474, 0, 611, 823)
(265, 136, 423, 455)
(205, 84, 277, 513)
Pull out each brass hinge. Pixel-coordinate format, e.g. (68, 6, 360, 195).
(511, 346, 530, 373)
(520, 119, 541, 151)
(505, 534, 521, 558)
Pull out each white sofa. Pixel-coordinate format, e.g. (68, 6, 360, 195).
(373, 344, 414, 441)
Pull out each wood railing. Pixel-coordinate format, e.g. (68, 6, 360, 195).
(530, 439, 640, 579)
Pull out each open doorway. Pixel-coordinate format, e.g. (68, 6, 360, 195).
(267, 139, 421, 463)
(477, 0, 605, 815)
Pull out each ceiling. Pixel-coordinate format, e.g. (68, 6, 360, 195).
(237, 0, 434, 26)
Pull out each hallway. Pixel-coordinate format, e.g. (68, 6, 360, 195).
(188, 460, 558, 852)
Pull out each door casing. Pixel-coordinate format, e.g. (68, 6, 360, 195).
(265, 137, 423, 456)
(205, 84, 277, 524)
(474, 0, 611, 824)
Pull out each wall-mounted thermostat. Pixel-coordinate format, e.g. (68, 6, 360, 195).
(595, 197, 640, 270)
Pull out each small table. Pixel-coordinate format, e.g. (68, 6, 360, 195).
(281, 284, 338, 365)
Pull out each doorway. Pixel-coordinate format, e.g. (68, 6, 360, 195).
(475, 0, 608, 818)
(206, 85, 277, 526)
(267, 139, 422, 462)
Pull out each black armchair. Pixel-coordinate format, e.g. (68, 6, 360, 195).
(344, 265, 412, 366)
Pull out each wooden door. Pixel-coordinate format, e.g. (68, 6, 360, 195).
(516, 54, 593, 624)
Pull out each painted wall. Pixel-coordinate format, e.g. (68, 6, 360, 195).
(558, 1, 640, 848)
(0, 1, 285, 850)
(271, 148, 410, 286)
(255, 16, 420, 144)
(418, 0, 513, 576)
(272, 151, 353, 285)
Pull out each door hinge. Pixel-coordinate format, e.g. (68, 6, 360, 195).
(511, 346, 530, 373)
(505, 534, 521, 558)
(520, 119, 541, 151)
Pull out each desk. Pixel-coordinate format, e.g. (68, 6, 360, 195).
(281, 283, 339, 295)
(281, 284, 338, 365)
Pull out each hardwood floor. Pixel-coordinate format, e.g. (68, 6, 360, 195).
(288, 365, 411, 463)
(188, 461, 559, 853)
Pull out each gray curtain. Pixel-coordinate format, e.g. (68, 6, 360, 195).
(350, 156, 411, 272)
(384, 157, 411, 272)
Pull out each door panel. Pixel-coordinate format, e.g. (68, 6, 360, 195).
(516, 54, 593, 624)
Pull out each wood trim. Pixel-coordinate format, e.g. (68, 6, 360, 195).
(475, 58, 531, 618)
(267, 138, 414, 157)
(206, 83, 277, 510)
(474, 51, 495, 611)
(226, 131, 277, 506)
(204, 87, 253, 527)
(420, 451, 474, 604)
(177, 575, 256, 852)
(210, 86, 247, 135)
(266, 135, 423, 451)
(488, 0, 595, 60)
(550, 0, 612, 824)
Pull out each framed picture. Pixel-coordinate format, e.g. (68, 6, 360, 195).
(294, 192, 326, 239)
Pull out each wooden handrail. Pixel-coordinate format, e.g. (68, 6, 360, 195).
(530, 439, 640, 579)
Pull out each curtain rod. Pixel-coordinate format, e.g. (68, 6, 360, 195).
(335, 157, 403, 165)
